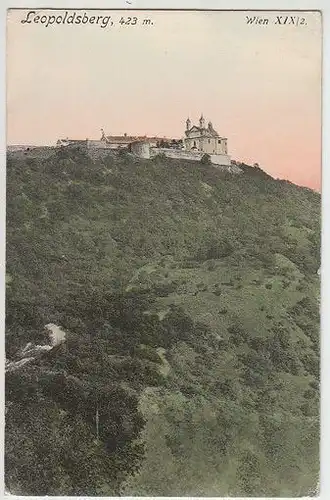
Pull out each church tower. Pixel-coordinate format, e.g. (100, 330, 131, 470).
(199, 114, 205, 129)
(186, 117, 191, 131)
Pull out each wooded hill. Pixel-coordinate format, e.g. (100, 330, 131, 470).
(5, 148, 320, 496)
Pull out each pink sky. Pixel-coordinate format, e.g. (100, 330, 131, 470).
(7, 9, 322, 190)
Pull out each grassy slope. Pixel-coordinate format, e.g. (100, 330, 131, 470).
(6, 148, 320, 496)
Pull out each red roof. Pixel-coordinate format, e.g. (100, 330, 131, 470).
(105, 136, 136, 144)
(105, 135, 173, 144)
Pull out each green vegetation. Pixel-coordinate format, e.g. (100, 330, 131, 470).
(6, 147, 320, 496)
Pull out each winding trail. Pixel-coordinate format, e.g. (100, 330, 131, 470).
(156, 347, 171, 376)
(5, 324, 66, 373)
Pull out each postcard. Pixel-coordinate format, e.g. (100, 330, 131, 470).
(5, 8, 321, 497)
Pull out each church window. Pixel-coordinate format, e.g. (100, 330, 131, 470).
(218, 139, 221, 144)
(208, 139, 210, 143)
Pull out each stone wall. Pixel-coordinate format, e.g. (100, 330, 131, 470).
(7, 145, 38, 152)
(149, 147, 232, 167)
(150, 147, 204, 162)
(130, 141, 150, 159)
(7, 146, 56, 161)
(87, 140, 111, 149)
(209, 153, 231, 166)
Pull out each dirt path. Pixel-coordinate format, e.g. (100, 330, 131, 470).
(156, 347, 171, 376)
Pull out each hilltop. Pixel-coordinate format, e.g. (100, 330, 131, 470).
(5, 147, 320, 496)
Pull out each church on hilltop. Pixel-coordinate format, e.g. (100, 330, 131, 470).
(55, 113, 236, 170)
(184, 114, 228, 155)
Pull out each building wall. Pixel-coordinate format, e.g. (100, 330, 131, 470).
(147, 139, 159, 147)
(130, 141, 150, 159)
(186, 130, 203, 139)
(184, 136, 227, 155)
(106, 142, 130, 149)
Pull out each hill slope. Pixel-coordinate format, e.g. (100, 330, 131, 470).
(5, 148, 320, 496)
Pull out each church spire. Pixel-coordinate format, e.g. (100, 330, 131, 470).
(186, 117, 191, 131)
(199, 113, 205, 129)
